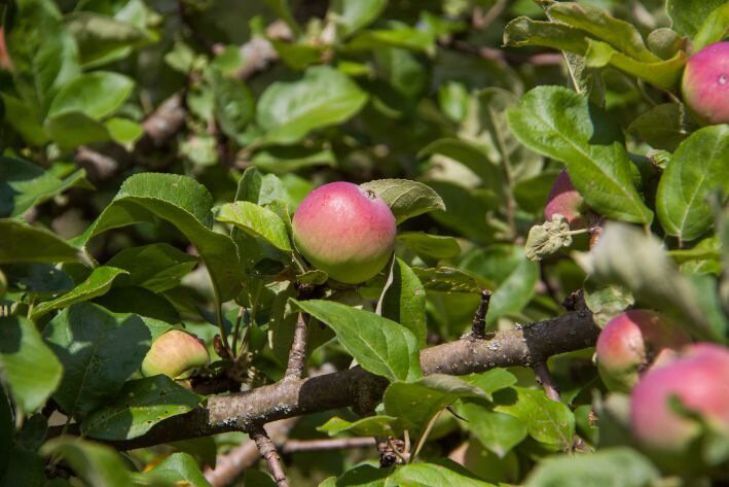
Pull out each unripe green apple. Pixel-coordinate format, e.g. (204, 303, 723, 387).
(630, 343, 729, 469)
(292, 181, 397, 284)
(596, 310, 690, 392)
(544, 170, 585, 227)
(682, 41, 729, 125)
(141, 330, 209, 379)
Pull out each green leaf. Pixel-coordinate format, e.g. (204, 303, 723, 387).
(547, 2, 658, 63)
(589, 222, 720, 340)
(330, 0, 388, 37)
(292, 300, 422, 382)
(0, 316, 62, 414)
(0, 219, 80, 264)
(456, 404, 528, 458)
(65, 12, 149, 67)
(583, 39, 686, 90)
(217, 201, 292, 252)
(419, 138, 499, 186)
(44, 111, 112, 150)
(381, 259, 426, 346)
(213, 75, 254, 142)
(383, 375, 484, 432)
(462, 368, 518, 400)
(412, 267, 485, 294)
(44, 303, 152, 417)
(694, 3, 729, 51)
(48, 72, 134, 120)
(386, 461, 495, 487)
(81, 376, 201, 440)
(74, 173, 243, 301)
(397, 232, 460, 260)
(503, 17, 588, 54)
(667, 0, 727, 37)
(360, 179, 445, 224)
(257, 66, 368, 145)
(1, 94, 49, 146)
(0, 447, 45, 487)
(627, 103, 693, 151)
(144, 452, 212, 487)
(461, 244, 538, 323)
(657, 125, 729, 242)
(347, 26, 435, 53)
(525, 447, 659, 487)
(0, 157, 87, 218)
(324, 464, 390, 487)
(31, 266, 128, 320)
(494, 387, 574, 451)
(105, 243, 197, 292)
(252, 146, 337, 174)
(105, 118, 143, 145)
(508, 86, 653, 224)
(40, 436, 133, 487)
(318, 415, 397, 437)
(6, 0, 80, 113)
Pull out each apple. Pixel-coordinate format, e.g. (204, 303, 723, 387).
(681, 41, 729, 125)
(630, 343, 729, 466)
(596, 310, 690, 392)
(141, 329, 209, 379)
(544, 170, 585, 227)
(292, 181, 397, 284)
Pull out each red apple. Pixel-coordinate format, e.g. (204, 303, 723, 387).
(596, 310, 690, 392)
(292, 181, 396, 284)
(544, 170, 585, 227)
(682, 41, 729, 125)
(630, 343, 729, 461)
(141, 330, 209, 379)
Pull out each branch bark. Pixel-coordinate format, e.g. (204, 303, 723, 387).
(251, 424, 289, 487)
(50, 310, 598, 449)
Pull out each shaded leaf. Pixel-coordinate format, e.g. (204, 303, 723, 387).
(106, 243, 198, 292)
(44, 303, 152, 417)
(31, 266, 128, 320)
(381, 259, 426, 346)
(81, 376, 201, 440)
(397, 232, 460, 260)
(318, 415, 397, 437)
(0, 219, 80, 264)
(0, 316, 62, 413)
(40, 437, 133, 487)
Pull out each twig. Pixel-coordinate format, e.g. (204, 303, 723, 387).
(534, 361, 561, 401)
(281, 437, 376, 454)
(251, 424, 289, 487)
(470, 290, 491, 339)
(284, 313, 308, 380)
(204, 418, 297, 487)
(48, 310, 599, 449)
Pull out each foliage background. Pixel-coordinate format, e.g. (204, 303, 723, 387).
(2, 0, 729, 485)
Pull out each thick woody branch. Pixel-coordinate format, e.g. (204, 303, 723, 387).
(50, 310, 598, 449)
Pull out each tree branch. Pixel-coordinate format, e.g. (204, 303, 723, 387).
(49, 310, 598, 449)
(283, 313, 308, 380)
(251, 424, 289, 487)
(281, 437, 376, 454)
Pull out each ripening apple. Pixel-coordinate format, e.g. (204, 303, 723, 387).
(544, 170, 585, 227)
(595, 310, 690, 392)
(141, 330, 209, 379)
(630, 343, 729, 468)
(292, 181, 397, 284)
(682, 41, 729, 125)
